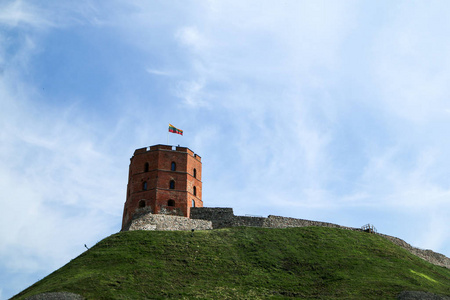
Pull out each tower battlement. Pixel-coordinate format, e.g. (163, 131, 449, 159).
(133, 144, 201, 161)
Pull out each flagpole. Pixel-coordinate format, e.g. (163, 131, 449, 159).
(167, 129, 169, 145)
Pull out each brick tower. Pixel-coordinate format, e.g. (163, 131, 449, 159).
(121, 144, 203, 230)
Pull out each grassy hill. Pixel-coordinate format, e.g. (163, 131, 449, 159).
(13, 227, 450, 299)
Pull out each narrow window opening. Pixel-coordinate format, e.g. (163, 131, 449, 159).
(192, 200, 195, 207)
(168, 199, 175, 207)
(171, 161, 176, 171)
(143, 181, 147, 190)
(169, 180, 175, 189)
(139, 200, 146, 208)
(144, 162, 149, 172)
(193, 186, 197, 196)
(193, 168, 197, 178)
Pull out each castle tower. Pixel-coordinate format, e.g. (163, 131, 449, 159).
(121, 144, 202, 230)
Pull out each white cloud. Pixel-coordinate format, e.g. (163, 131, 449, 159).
(175, 26, 209, 53)
(175, 78, 208, 107)
(0, 0, 52, 28)
(0, 115, 125, 298)
(0, 41, 126, 298)
(0, 92, 124, 251)
(146, 68, 173, 76)
(373, 2, 450, 122)
(419, 212, 450, 251)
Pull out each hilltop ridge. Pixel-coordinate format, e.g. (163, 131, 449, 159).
(13, 226, 450, 299)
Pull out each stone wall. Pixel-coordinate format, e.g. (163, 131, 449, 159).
(262, 215, 358, 231)
(189, 207, 358, 231)
(379, 233, 450, 269)
(189, 207, 240, 228)
(123, 210, 212, 231)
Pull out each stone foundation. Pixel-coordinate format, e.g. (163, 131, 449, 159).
(123, 211, 212, 231)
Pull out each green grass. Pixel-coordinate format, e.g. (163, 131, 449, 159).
(13, 227, 450, 299)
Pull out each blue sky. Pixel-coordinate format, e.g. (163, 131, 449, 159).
(1, 0, 450, 298)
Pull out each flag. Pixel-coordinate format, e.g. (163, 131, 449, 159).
(169, 124, 183, 135)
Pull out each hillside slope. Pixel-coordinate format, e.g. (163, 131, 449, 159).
(13, 227, 450, 299)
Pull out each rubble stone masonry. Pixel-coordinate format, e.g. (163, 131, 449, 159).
(123, 208, 212, 231)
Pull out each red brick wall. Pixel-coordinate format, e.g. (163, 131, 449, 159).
(121, 145, 203, 230)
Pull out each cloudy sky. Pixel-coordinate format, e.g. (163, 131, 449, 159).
(1, 0, 450, 298)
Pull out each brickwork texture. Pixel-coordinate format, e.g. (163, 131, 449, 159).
(122, 145, 202, 230)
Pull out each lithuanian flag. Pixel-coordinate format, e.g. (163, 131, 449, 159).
(169, 124, 183, 135)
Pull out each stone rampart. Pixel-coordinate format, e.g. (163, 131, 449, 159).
(189, 207, 359, 231)
(262, 215, 359, 231)
(189, 207, 235, 228)
(123, 210, 212, 231)
(379, 233, 450, 269)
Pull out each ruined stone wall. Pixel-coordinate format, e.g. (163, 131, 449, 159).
(189, 208, 359, 231)
(123, 211, 212, 231)
(379, 233, 450, 269)
(189, 207, 235, 228)
(262, 215, 359, 230)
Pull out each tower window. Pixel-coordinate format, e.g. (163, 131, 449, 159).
(193, 168, 197, 178)
(192, 200, 195, 207)
(168, 199, 175, 207)
(144, 162, 149, 172)
(169, 180, 175, 189)
(193, 186, 197, 196)
(143, 181, 147, 190)
(171, 161, 176, 171)
(139, 200, 146, 208)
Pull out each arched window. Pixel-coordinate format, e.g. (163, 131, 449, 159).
(193, 186, 196, 196)
(192, 200, 195, 207)
(139, 200, 146, 208)
(193, 168, 197, 178)
(168, 199, 175, 207)
(144, 162, 149, 172)
(171, 161, 176, 171)
(169, 180, 175, 189)
(143, 181, 147, 190)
